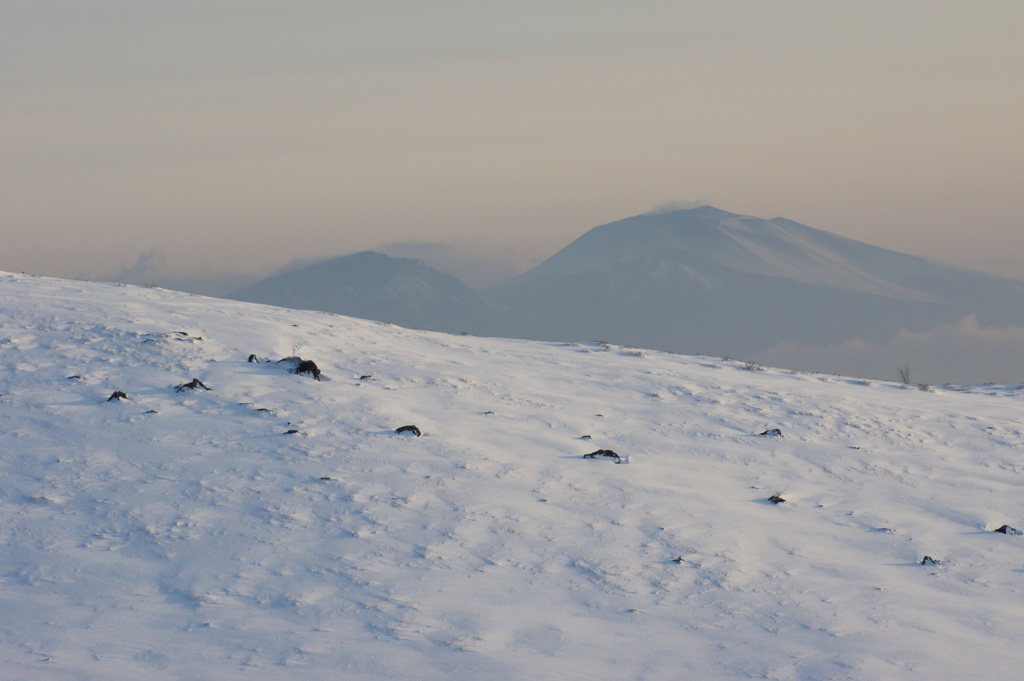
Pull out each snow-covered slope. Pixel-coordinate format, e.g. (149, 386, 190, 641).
(3, 271, 1024, 680)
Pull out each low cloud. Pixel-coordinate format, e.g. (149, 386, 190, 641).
(92, 249, 170, 283)
(82, 249, 266, 297)
(642, 199, 707, 215)
(754, 316, 1024, 385)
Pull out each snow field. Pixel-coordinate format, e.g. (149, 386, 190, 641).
(2, 272, 1024, 680)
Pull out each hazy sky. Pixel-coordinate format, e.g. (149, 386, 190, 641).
(4, 1, 1024, 286)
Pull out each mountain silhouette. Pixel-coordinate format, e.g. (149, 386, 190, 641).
(483, 206, 1024, 358)
(229, 251, 502, 336)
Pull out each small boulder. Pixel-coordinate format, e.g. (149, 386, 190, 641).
(107, 391, 128, 402)
(175, 378, 210, 392)
(396, 425, 422, 437)
(294, 360, 320, 380)
(758, 428, 783, 437)
(276, 356, 322, 380)
(583, 449, 622, 464)
(994, 525, 1021, 535)
(768, 495, 786, 505)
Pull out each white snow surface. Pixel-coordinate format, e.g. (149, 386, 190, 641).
(3, 271, 1024, 680)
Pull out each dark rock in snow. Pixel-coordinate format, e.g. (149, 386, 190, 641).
(921, 556, 941, 566)
(759, 429, 783, 437)
(294, 360, 320, 380)
(396, 425, 422, 437)
(994, 525, 1021, 535)
(248, 354, 259, 363)
(175, 378, 210, 392)
(277, 356, 322, 381)
(583, 449, 622, 463)
(768, 495, 786, 504)
(107, 391, 128, 402)
(284, 429, 300, 435)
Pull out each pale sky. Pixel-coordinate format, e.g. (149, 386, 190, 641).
(3, 0, 1024, 286)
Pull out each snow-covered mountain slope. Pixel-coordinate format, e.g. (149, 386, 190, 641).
(484, 206, 1024, 368)
(501, 206, 927, 298)
(228, 251, 503, 337)
(498, 206, 1024, 302)
(3, 271, 1024, 680)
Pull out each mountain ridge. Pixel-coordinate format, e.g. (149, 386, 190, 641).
(491, 206, 1023, 300)
(223, 207, 1024, 382)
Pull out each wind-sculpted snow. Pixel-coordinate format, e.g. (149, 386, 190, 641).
(2, 271, 1024, 680)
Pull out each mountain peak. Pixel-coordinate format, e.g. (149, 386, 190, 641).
(228, 250, 502, 335)
(643, 204, 737, 219)
(500, 206, 909, 294)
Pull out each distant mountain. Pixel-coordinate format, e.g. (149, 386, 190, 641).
(223, 208, 1024, 381)
(483, 206, 1024, 359)
(228, 251, 503, 336)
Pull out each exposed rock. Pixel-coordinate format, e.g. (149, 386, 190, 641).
(583, 449, 622, 464)
(277, 356, 322, 381)
(175, 378, 210, 392)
